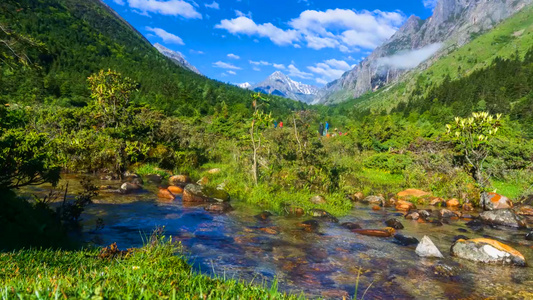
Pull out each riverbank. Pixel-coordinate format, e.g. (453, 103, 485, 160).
(0, 235, 302, 299)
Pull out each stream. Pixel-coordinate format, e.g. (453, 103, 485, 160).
(21, 175, 533, 299)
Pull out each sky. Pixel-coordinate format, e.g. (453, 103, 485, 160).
(103, 0, 438, 87)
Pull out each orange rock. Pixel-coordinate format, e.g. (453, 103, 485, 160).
(486, 192, 513, 209)
(417, 218, 426, 223)
(397, 189, 431, 198)
(169, 175, 191, 186)
(157, 188, 175, 200)
(430, 197, 445, 206)
(462, 203, 474, 211)
(446, 198, 460, 208)
(168, 185, 183, 194)
(372, 205, 381, 211)
(396, 200, 416, 211)
(352, 227, 395, 237)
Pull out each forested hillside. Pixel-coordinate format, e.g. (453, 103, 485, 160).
(0, 0, 304, 116)
(330, 5, 533, 114)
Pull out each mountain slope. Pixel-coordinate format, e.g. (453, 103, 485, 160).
(0, 0, 304, 116)
(332, 4, 533, 115)
(154, 43, 201, 75)
(252, 71, 319, 103)
(316, 0, 533, 105)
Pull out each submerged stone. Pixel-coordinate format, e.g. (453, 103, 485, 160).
(352, 227, 395, 237)
(300, 220, 320, 232)
(309, 209, 338, 222)
(526, 231, 533, 241)
(415, 236, 443, 258)
(204, 202, 233, 213)
(394, 234, 418, 246)
(255, 211, 273, 221)
(385, 218, 404, 229)
(120, 182, 142, 194)
(341, 222, 362, 230)
(451, 238, 526, 266)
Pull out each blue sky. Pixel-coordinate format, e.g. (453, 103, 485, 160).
(103, 0, 437, 86)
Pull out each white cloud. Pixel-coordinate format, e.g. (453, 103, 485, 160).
(249, 60, 271, 66)
(213, 61, 242, 70)
(204, 1, 219, 9)
(235, 10, 252, 18)
(315, 78, 328, 85)
(228, 70, 237, 75)
(190, 49, 204, 54)
(423, 0, 438, 9)
(253, 67, 261, 71)
(113, 0, 125, 5)
(273, 63, 286, 69)
(146, 27, 184, 45)
(227, 53, 240, 59)
(307, 59, 353, 82)
(287, 64, 313, 79)
(215, 16, 299, 46)
(216, 8, 405, 52)
(377, 43, 442, 69)
(127, 0, 202, 18)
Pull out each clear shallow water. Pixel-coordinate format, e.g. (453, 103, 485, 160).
(21, 176, 533, 299)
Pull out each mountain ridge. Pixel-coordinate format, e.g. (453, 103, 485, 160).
(154, 43, 201, 75)
(251, 71, 319, 103)
(315, 0, 533, 105)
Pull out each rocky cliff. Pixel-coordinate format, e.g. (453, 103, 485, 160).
(315, 0, 532, 104)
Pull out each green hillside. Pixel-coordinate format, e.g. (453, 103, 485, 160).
(333, 4, 533, 114)
(0, 0, 304, 115)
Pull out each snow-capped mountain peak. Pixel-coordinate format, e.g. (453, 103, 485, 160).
(252, 72, 319, 103)
(154, 43, 201, 75)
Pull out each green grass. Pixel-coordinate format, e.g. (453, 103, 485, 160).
(0, 236, 302, 300)
(133, 163, 171, 178)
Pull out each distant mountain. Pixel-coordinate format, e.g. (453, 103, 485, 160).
(252, 71, 319, 103)
(237, 82, 252, 89)
(315, 0, 533, 104)
(154, 43, 201, 75)
(1, 0, 305, 116)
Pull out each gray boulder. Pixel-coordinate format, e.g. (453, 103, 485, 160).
(451, 238, 526, 266)
(479, 209, 527, 228)
(415, 236, 443, 258)
(361, 195, 384, 205)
